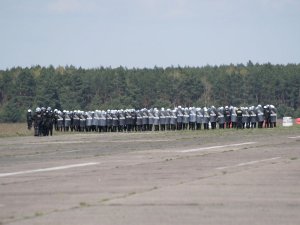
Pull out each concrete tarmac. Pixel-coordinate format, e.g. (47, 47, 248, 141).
(0, 128, 299, 225)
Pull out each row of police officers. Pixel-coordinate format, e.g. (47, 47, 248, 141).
(27, 105, 277, 136)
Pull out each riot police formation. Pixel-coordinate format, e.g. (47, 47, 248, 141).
(29, 104, 277, 136)
(31, 107, 55, 136)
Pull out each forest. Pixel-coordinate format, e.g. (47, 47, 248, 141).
(0, 61, 299, 122)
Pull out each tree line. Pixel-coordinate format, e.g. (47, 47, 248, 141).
(0, 62, 299, 122)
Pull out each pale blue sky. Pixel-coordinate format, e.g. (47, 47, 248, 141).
(0, 0, 299, 69)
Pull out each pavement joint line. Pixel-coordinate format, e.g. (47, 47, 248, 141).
(288, 136, 300, 139)
(9, 149, 84, 158)
(215, 157, 281, 170)
(180, 142, 256, 153)
(62, 150, 81, 153)
(0, 162, 100, 178)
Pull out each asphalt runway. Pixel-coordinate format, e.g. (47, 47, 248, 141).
(0, 128, 299, 225)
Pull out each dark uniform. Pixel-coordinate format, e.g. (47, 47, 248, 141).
(33, 107, 42, 136)
(27, 109, 33, 130)
(263, 105, 271, 128)
(236, 108, 243, 129)
(45, 107, 54, 136)
(224, 106, 231, 128)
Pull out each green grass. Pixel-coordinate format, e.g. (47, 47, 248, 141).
(0, 122, 299, 138)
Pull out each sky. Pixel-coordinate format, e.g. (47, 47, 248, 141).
(0, 0, 299, 69)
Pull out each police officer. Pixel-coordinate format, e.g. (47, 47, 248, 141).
(118, 110, 126, 132)
(142, 109, 149, 131)
(189, 107, 196, 130)
(148, 109, 154, 131)
(170, 109, 177, 131)
(86, 111, 93, 132)
(99, 110, 107, 132)
(209, 106, 217, 129)
(224, 106, 231, 128)
(236, 107, 243, 129)
(111, 110, 119, 132)
(136, 110, 143, 131)
(27, 109, 33, 130)
(231, 106, 237, 128)
(165, 109, 171, 131)
(217, 107, 225, 129)
(125, 109, 132, 132)
(40, 107, 48, 136)
(263, 105, 271, 128)
(256, 105, 264, 128)
(33, 107, 42, 136)
(249, 106, 257, 128)
(176, 106, 183, 130)
(65, 111, 71, 132)
(203, 107, 210, 130)
(196, 107, 203, 130)
(45, 107, 54, 136)
(153, 108, 160, 131)
(159, 108, 166, 131)
(241, 107, 248, 129)
(182, 108, 189, 130)
(57, 110, 64, 131)
(269, 105, 277, 128)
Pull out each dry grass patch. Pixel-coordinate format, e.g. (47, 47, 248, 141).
(0, 123, 32, 137)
